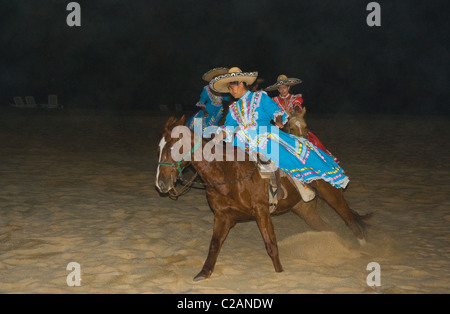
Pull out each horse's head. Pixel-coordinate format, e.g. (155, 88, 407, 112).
(155, 115, 191, 193)
(287, 107, 308, 138)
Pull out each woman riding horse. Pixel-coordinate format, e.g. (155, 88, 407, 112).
(209, 67, 348, 202)
(265, 74, 304, 115)
(187, 67, 230, 130)
(156, 105, 369, 281)
(265, 74, 338, 162)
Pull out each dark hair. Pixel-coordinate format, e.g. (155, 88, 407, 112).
(229, 81, 248, 87)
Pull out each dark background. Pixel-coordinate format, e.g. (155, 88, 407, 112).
(1, 0, 448, 115)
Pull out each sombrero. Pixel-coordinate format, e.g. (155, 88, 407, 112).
(209, 67, 258, 93)
(264, 74, 302, 91)
(202, 67, 229, 82)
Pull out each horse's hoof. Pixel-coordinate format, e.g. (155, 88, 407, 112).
(193, 270, 210, 281)
(358, 238, 367, 246)
(193, 275, 207, 282)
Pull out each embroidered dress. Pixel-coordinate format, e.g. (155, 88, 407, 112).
(219, 91, 349, 189)
(273, 93, 303, 113)
(187, 85, 229, 130)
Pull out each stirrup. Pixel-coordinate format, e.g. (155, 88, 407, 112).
(292, 179, 316, 202)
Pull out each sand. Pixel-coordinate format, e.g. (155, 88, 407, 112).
(0, 108, 449, 294)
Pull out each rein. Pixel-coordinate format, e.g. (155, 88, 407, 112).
(179, 161, 258, 187)
(158, 139, 258, 199)
(168, 162, 258, 200)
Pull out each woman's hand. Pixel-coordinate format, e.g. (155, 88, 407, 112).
(275, 116, 284, 129)
(275, 122, 284, 129)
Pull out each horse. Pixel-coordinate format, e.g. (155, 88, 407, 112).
(285, 107, 308, 137)
(156, 115, 370, 281)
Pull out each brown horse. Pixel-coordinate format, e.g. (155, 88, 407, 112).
(156, 115, 370, 281)
(285, 107, 308, 137)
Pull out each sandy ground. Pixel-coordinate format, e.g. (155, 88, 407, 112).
(0, 108, 449, 294)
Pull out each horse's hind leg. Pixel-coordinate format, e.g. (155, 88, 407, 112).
(254, 205, 283, 273)
(291, 199, 331, 231)
(194, 214, 235, 281)
(309, 180, 366, 245)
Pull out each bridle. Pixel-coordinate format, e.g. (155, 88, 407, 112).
(157, 139, 202, 199)
(158, 140, 202, 179)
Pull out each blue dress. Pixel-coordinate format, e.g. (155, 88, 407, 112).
(218, 90, 349, 189)
(187, 85, 229, 130)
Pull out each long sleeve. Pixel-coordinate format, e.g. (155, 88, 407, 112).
(260, 93, 289, 125)
(195, 86, 209, 108)
(291, 94, 304, 111)
(217, 107, 238, 142)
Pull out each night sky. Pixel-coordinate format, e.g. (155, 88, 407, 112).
(1, 0, 448, 115)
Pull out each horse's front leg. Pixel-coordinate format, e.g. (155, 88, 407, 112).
(194, 213, 235, 281)
(254, 205, 283, 273)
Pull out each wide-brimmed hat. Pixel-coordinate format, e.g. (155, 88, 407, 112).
(264, 74, 302, 91)
(209, 67, 258, 93)
(202, 67, 229, 82)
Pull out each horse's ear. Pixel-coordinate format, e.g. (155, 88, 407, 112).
(162, 115, 187, 136)
(301, 107, 307, 117)
(178, 115, 186, 126)
(163, 116, 178, 134)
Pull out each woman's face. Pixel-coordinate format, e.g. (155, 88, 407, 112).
(227, 81, 247, 99)
(277, 85, 290, 97)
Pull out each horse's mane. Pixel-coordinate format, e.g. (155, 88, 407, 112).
(286, 107, 308, 137)
(288, 107, 306, 122)
(163, 115, 185, 136)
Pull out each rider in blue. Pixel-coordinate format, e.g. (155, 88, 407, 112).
(187, 67, 230, 131)
(209, 67, 349, 201)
